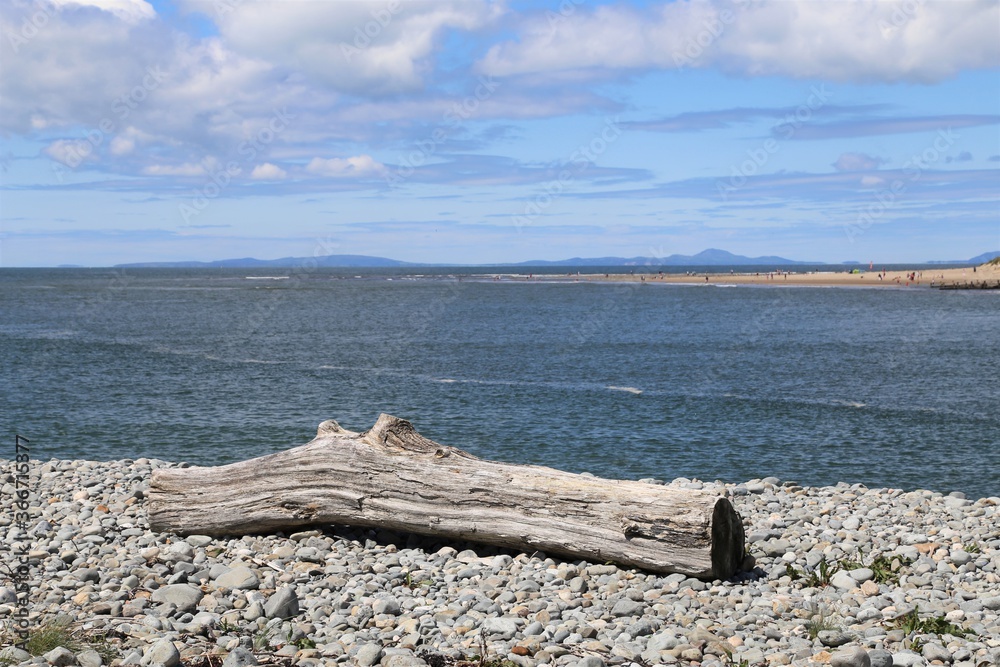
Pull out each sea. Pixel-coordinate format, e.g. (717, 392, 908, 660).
(2, 265, 998, 499)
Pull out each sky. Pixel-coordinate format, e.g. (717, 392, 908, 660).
(1, 0, 998, 267)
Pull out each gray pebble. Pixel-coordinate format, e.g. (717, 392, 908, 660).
(373, 596, 401, 615)
(263, 586, 299, 619)
(355, 643, 384, 667)
(220, 648, 258, 667)
(921, 644, 951, 663)
(185, 535, 214, 548)
(830, 646, 871, 667)
(868, 649, 893, 667)
(481, 617, 520, 639)
(891, 652, 926, 667)
(43, 647, 77, 667)
(214, 566, 259, 590)
(76, 649, 104, 667)
(610, 598, 644, 617)
(141, 639, 180, 667)
(151, 584, 203, 614)
(0, 648, 31, 664)
(818, 630, 852, 648)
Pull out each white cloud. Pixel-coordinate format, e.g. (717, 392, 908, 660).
(0, 0, 306, 174)
(250, 163, 287, 180)
(108, 126, 153, 156)
(478, 0, 1000, 83)
(833, 152, 887, 172)
(142, 162, 207, 177)
(44, 139, 96, 166)
(6, 0, 996, 191)
(206, 0, 503, 94)
(51, 0, 155, 24)
(306, 155, 385, 177)
(109, 135, 135, 156)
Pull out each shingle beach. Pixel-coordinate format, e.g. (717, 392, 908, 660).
(2, 459, 998, 667)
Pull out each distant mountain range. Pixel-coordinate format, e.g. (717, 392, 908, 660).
(114, 248, 999, 269)
(507, 249, 813, 267)
(116, 248, 811, 269)
(928, 250, 1000, 264)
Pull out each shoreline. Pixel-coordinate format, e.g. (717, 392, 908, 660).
(486, 262, 1000, 290)
(2, 458, 998, 667)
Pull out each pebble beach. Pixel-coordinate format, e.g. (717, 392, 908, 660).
(2, 459, 998, 667)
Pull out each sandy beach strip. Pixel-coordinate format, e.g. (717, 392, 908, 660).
(507, 262, 1000, 290)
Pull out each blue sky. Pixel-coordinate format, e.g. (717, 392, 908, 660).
(1, 0, 998, 266)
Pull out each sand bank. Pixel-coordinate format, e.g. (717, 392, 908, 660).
(525, 262, 1000, 289)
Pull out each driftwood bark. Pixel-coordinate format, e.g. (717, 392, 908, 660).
(149, 414, 745, 579)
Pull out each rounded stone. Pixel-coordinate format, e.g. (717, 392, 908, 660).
(43, 647, 77, 667)
(263, 586, 299, 619)
(355, 643, 384, 667)
(150, 584, 203, 613)
(221, 647, 258, 667)
(818, 631, 852, 648)
(868, 650, 893, 667)
(830, 646, 871, 667)
(142, 638, 180, 667)
(214, 566, 260, 591)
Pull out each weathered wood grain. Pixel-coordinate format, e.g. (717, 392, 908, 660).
(149, 414, 745, 579)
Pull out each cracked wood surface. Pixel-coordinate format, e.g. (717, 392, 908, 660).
(148, 414, 745, 579)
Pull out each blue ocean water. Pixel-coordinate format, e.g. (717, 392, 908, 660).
(2, 267, 998, 498)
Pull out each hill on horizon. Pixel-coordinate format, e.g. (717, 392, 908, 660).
(510, 248, 812, 267)
(110, 248, 998, 269)
(929, 250, 1000, 264)
(116, 248, 811, 269)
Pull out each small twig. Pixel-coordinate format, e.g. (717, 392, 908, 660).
(249, 556, 286, 573)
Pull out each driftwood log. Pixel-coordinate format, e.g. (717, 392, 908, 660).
(149, 414, 746, 579)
